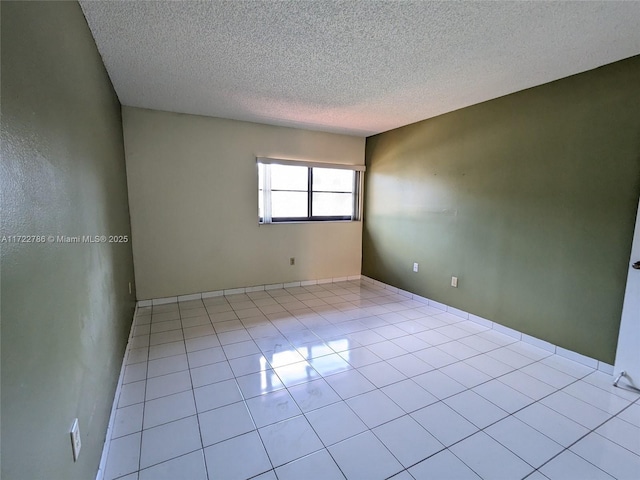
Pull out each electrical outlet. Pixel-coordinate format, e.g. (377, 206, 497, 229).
(413, 262, 419, 272)
(290, 257, 295, 266)
(128, 282, 132, 295)
(70, 418, 81, 461)
(451, 276, 458, 288)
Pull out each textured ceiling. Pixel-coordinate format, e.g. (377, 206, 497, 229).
(80, 1, 640, 137)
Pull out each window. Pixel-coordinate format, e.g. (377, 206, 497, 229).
(258, 157, 365, 223)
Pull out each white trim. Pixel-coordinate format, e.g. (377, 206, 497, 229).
(202, 290, 224, 298)
(358, 275, 610, 371)
(522, 334, 556, 353)
(556, 347, 599, 368)
(96, 306, 137, 480)
(429, 300, 448, 312)
(493, 323, 522, 340)
(284, 281, 302, 288)
(245, 285, 266, 292)
(598, 362, 615, 375)
(152, 296, 177, 306)
(224, 287, 246, 295)
(265, 283, 285, 290)
(447, 306, 469, 319)
(178, 293, 202, 302)
(468, 313, 493, 328)
(257, 156, 366, 171)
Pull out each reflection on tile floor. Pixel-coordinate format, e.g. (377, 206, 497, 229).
(103, 280, 640, 480)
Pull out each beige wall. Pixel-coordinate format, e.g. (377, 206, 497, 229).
(123, 107, 365, 299)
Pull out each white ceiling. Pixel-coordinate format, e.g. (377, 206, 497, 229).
(80, 1, 640, 137)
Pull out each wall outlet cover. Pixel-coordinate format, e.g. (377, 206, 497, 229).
(70, 418, 81, 461)
(451, 276, 458, 288)
(413, 262, 419, 272)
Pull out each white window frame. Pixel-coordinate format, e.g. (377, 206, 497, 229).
(257, 157, 365, 224)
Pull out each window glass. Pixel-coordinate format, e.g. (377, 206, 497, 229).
(312, 192, 352, 217)
(313, 168, 354, 193)
(271, 164, 307, 191)
(271, 191, 307, 218)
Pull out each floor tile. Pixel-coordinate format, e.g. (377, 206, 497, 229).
(409, 449, 481, 480)
(540, 391, 611, 429)
(185, 334, 221, 353)
(387, 353, 433, 377)
(143, 390, 196, 429)
(218, 329, 252, 345)
(140, 416, 201, 469)
(472, 379, 535, 414)
(275, 449, 345, 480)
(521, 362, 577, 389)
(123, 362, 147, 384)
(485, 416, 563, 468)
(498, 370, 557, 400)
(305, 401, 368, 446)
(540, 450, 614, 480)
(373, 415, 443, 467)
(324, 369, 376, 399)
(367, 340, 408, 360)
(273, 360, 321, 387)
(515, 402, 589, 447)
(145, 370, 192, 401)
(138, 450, 207, 480)
(236, 369, 285, 398)
(450, 432, 534, 480)
(444, 390, 508, 428)
(106, 285, 640, 480)
(187, 346, 226, 368)
(118, 380, 146, 407)
(104, 432, 141, 480)
(146, 354, 188, 378)
(338, 346, 382, 368)
(563, 380, 632, 415)
(245, 389, 302, 427)
(413, 370, 466, 399)
(112, 403, 144, 438)
(358, 361, 406, 387)
(259, 415, 323, 467)
(329, 431, 403, 480)
(381, 378, 438, 413)
(411, 402, 478, 447)
(347, 389, 404, 428)
(618, 402, 640, 428)
(486, 346, 536, 369)
(204, 431, 272, 480)
(288, 378, 341, 412)
(199, 401, 255, 447)
(194, 379, 242, 412)
(310, 353, 352, 377)
(440, 362, 492, 388)
(190, 361, 234, 388)
(148, 341, 185, 361)
(413, 347, 458, 368)
(571, 432, 640, 479)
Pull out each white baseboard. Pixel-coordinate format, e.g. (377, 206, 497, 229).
(96, 305, 138, 480)
(137, 275, 363, 307)
(359, 275, 613, 373)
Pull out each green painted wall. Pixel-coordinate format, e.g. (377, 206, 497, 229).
(1, 2, 135, 479)
(363, 56, 640, 364)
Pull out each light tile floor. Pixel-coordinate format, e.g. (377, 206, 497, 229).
(103, 280, 640, 480)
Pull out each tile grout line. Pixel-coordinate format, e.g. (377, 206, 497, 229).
(108, 280, 637, 479)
